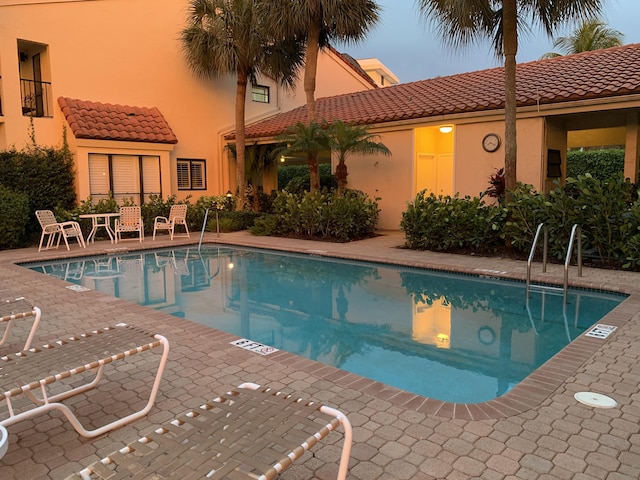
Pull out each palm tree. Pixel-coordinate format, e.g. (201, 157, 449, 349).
(266, 1, 382, 122)
(275, 121, 330, 193)
(328, 120, 391, 195)
(416, 0, 605, 199)
(181, 0, 304, 210)
(541, 18, 623, 59)
(265, 1, 381, 194)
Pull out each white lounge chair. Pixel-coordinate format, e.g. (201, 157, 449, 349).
(0, 323, 169, 452)
(153, 204, 190, 240)
(35, 210, 86, 252)
(67, 382, 352, 480)
(114, 206, 144, 242)
(0, 297, 42, 352)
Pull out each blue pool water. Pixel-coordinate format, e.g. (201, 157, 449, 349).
(24, 246, 625, 404)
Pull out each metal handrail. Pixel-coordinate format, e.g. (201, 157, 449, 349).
(198, 208, 221, 253)
(563, 224, 583, 303)
(525, 223, 548, 297)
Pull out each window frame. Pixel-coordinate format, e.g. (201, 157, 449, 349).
(177, 158, 207, 190)
(88, 153, 161, 204)
(251, 84, 270, 104)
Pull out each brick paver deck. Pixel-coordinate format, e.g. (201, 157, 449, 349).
(0, 230, 639, 479)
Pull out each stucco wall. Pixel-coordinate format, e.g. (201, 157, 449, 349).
(345, 128, 414, 230)
(0, 0, 374, 203)
(455, 118, 545, 198)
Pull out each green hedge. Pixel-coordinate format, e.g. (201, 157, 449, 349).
(566, 148, 624, 181)
(278, 163, 336, 193)
(402, 173, 640, 269)
(0, 185, 30, 249)
(0, 145, 76, 246)
(401, 191, 506, 253)
(251, 189, 379, 241)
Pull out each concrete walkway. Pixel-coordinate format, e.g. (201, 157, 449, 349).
(0, 231, 639, 479)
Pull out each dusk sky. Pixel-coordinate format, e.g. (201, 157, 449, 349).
(342, 0, 640, 83)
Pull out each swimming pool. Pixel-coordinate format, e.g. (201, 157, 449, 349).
(24, 246, 625, 404)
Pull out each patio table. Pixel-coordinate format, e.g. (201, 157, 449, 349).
(80, 213, 120, 244)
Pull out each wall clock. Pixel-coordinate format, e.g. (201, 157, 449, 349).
(482, 133, 501, 153)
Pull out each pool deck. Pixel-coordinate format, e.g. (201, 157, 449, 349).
(1, 230, 640, 479)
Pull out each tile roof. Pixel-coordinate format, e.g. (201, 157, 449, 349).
(58, 97, 178, 144)
(236, 43, 640, 140)
(331, 47, 378, 88)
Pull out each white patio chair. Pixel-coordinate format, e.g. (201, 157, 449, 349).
(114, 206, 144, 242)
(35, 210, 86, 252)
(153, 204, 190, 240)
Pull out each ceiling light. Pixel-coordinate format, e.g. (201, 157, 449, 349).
(439, 125, 453, 134)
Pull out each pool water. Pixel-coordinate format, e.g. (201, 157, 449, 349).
(25, 246, 625, 404)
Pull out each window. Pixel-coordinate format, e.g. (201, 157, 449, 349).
(89, 153, 161, 204)
(547, 149, 562, 178)
(251, 85, 269, 103)
(177, 159, 206, 190)
(18, 40, 52, 117)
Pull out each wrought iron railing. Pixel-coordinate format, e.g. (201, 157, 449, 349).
(20, 78, 52, 117)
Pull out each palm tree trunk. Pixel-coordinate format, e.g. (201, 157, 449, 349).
(503, 0, 518, 203)
(304, 20, 321, 194)
(308, 151, 320, 193)
(336, 160, 347, 195)
(304, 21, 321, 122)
(235, 71, 248, 210)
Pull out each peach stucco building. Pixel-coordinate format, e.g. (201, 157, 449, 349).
(240, 43, 640, 230)
(0, 0, 376, 206)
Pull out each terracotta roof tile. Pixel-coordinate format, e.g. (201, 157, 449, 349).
(236, 43, 640, 140)
(57, 97, 178, 144)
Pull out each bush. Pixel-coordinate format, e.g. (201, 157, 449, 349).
(256, 189, 379, 241)
(566, 148, 624, 182)
(279, 163, 336, 194)
(403, 175, 640, 269)
(0, 185, 30, 249)
(401, 191, 506, 253)
(0, 144, 76, 245)
(205, 211, 262, 233)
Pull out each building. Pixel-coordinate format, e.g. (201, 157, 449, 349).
(356, 58, 400, 87)
(0, 0, 376, 206)
(238, 43, 640, 230)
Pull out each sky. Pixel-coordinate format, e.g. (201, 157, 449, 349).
(341, 0, 640, 84)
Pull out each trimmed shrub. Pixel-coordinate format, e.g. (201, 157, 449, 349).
(279, 163, 336, 194)
(0, 185, 30, 249)
(404, 175, 640, 268)
(401, 191, 506, 253)
(0, 144, 76, 246)
(566, 148, 624, 182)
(254, 189, 379, 241)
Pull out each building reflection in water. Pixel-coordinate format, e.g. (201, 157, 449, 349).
(26, 246, 624, 402)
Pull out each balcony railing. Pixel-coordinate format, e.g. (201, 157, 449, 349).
(20, 78, 52, 117)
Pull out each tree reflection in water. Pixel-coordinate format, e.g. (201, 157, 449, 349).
(25, 247, 625, 402)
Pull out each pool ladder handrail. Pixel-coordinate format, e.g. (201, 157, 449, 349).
(525, 223, 548, 297)
(525, 223, 582, 303)
(198, 207, 221, 253)
(563, 224, 583, 303)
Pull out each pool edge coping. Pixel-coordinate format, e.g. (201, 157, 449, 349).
(5, 232, 637, 421)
